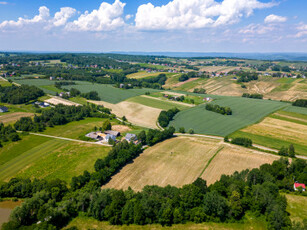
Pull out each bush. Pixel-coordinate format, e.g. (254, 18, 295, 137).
(179, 127, 185, 133)
(188, 129, 194, 134)
(231, 137, 252, 147)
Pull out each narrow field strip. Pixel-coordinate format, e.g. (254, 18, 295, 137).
(199, 147, 224, 178)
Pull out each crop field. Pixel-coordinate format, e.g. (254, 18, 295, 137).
(199, 66, 240, 73)
(126, 71, 169, 79)
(63, 83, 161, 104)
(169, 96, 288, 136)
(201, 143, 279, 185)
(103, 137, 221, 191)
(283, 105, 307, 115)
(103, 136, 279, 191)
(286, 194, 307, 223)
(0, 112, 34, 124)
(0, 134, 110, 182)
(127, 96, 190, 110)
(0, 78, 11, 87)
(231, 111, 307, 155)
(89, 100, 162, 128)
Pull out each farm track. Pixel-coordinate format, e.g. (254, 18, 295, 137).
(18, 132, 112, 147)
(175, 133, 307, 160)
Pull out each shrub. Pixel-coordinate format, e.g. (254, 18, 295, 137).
(231, 137, 252, 147)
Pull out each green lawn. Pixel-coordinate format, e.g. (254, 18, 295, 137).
(127, 96, 190, 110)
(169, 97, 288, 136)
(0, 79, 12, 87)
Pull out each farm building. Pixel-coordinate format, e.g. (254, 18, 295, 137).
(35, 101, 50, 108)
(294, 182, 306, 192)
(125, 133, 137, 142)
(0, 106, 8, 113)
(105, 134, 116, 142)
(86, 132, 103, 140)
(104, 130, 120, 137)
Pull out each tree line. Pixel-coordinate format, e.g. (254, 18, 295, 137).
(293, 99, 307, 108)
(0, 85, 44, 104)
(158, 108, 180, 127)
(205, 104, 232, 115)
(242, 93, 263, 99)
(2, 156, 307, 229)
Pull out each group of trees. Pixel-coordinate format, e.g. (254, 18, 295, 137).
(0, 123, 20, 147)
(193, 88, 206, 94)
(2, 157, 307, 229)
(293, 99, 307, 108)
(178, 72, 199, 82)
(158, 108, 180, 127)
(235, 72, 258, 83)
(205, 104, 232, 115)
(14, 104, 109, 132)
(242, 93, 263, 99)
(231, 137, 253, 147)
(278, 144, 296, 158)
(54, 81, 76, 89)
(0, 85, 44, 104)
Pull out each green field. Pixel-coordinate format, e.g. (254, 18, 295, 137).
(286, 194, 307, 224)
(0, 132, 110, 183)
(126, 71, 169, 79)
(0, 79, 12, 87)
(63, 83, 161, 104)
(127, 96, 190, 110)
(283, 106, 307, 115)
(169, 97, 288, 136)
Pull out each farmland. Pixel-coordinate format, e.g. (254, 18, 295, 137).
(127, 95, 190, 110)
(89, 100, 162, 128)
(0, 112, 34, 124)
(286, 194, 307, 223)
(0, 134, 110, 183)
(63, 83, 161, 104)
(103, 136, 278, 191)
(230, 110, 307, 155)
(169, 96, 288, 136)
(126, 71, 169, 79)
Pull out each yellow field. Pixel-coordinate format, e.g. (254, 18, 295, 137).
(201, 143, 279, 184)
(0, 112, 34, 124)
(199, 66, 239, 73)
(45, 96, 81, 106)
(126, 71, 168, 79)
(89, 100, 162, 128)
(103, 136, 279, 191)
(241, 117, 307, 147)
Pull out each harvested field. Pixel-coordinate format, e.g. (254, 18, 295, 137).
(241, 117, 307, 148)
(103, 137, 221, 191)
(45, 97, 81, 106)
(89, 100, 162, 128)
(126, 71, 168, 79)
(199, 66, 239, 73)
(173, 78, 199, 87)
(0, 112, 34, 124)
(162, 91, 186, 96)
(201, 144, 279, 185)
(112, 125, 131, 133)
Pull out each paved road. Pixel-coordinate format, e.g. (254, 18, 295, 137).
(25, 132, 112, 147)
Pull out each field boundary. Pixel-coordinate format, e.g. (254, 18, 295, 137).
(199, 146, 224, 178)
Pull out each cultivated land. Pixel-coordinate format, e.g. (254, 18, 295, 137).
(127, 95, 190, 110)
(201, 143, 279, 185)
(126, 71, 169, 79)
(231, 111, 307, 155)
(0, 134, 110, 183)
(45, 96, 81, 106)
(63, 83, 161, 104)
(0, 112, 34, 124)
(103, 136, 279, 191)
(170, 96, 288, 137)
(89, 100, 162, 129)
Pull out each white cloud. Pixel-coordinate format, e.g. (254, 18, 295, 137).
(0, 2, 8, 5)
(66, 0, 126, 31)
(264, 14, 287, 23)
(295, 24, 307, 38)
(53, 7, 76, 27)
(135, 0, 277, 30)
(125, 14, 133, 20)
(0, 6, 50, 29)
(239, 23, 275, 35)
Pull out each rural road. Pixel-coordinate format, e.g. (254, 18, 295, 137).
(175, 133, 307, 160)
(24, 132, 112, 147)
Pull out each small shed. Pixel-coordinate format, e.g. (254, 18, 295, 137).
(294, 182, 306, 192)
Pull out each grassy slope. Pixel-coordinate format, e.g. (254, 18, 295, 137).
(286, 194, 307, 223)
(170, 97, 288, 136)
(127, 96, 190, 110)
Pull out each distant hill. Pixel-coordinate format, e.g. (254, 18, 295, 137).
(111, 51, 307, 61)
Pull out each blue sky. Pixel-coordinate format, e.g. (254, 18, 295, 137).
(0, 0, 306, 52)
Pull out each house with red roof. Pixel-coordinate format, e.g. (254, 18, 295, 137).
(294, 182, 306, 192)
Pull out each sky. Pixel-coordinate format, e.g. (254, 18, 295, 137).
(0, 0, 306, 53)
